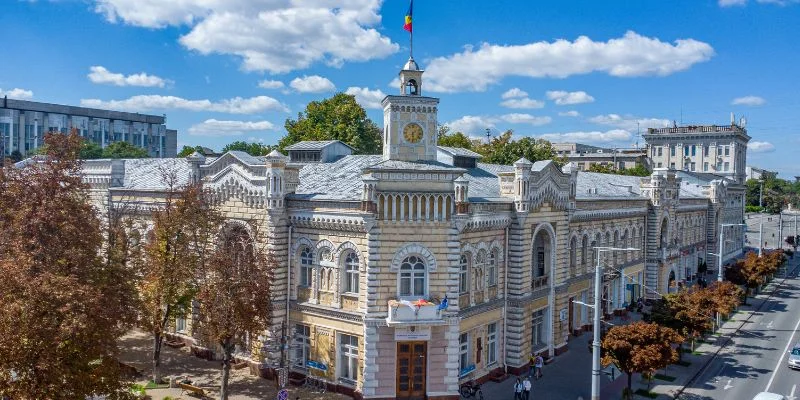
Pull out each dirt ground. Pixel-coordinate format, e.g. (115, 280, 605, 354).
(118, 329, 350, 400)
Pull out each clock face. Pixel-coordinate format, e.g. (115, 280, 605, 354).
(403, 123, 424, 144)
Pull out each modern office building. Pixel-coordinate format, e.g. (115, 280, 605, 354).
(0, 97, 176, 158)
(642, 115, 750, 184)
(553, 143, 648, 171)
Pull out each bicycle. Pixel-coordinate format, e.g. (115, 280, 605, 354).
(459, 380, 483, 399)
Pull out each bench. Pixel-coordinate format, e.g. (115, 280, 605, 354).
(177, 382, 206, 398)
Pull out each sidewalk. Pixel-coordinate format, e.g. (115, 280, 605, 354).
(481, 262, 795, 400)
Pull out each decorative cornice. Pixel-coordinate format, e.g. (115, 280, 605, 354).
(288, 210, 373, 233)
(570, 208, 648, 223)
(507, 289, 549, 307)
(462, 213, 512, 232)
(290, 302, 364, 323)
(458, 297, 505, 319)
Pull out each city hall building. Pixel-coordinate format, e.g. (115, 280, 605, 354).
(78, 57, 746, 400)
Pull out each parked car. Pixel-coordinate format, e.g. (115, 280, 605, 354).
(787, 343, 800, 369)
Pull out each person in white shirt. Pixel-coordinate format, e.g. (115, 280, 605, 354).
(513, 377, 523, 400)
(522, 376, 532, 400)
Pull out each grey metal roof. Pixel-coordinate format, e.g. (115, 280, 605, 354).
(227, 151, 265, 165)
(365, 159, 466, 172)
(284, 140, 354, 151)
(463, 163, 514, 202)
(122, 159, 192, 190)
(292, 155, 382, 201)
(576, 172, 643, 199)
(437, 146, 483, 159)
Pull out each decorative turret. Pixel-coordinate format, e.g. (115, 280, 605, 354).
(265, 150, 288, 209)
(454, 175, 470, 214)
(186, 151, 205, 184)
(400, 57, 423, 96)
(361, 174, 378, 213)
(513, 157, 533, 212)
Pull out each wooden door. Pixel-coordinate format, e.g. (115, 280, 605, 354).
(396, 341, 427, 400)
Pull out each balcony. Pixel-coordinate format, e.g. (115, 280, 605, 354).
(531, 275, 549, 291)
(386, 298, 448, 326)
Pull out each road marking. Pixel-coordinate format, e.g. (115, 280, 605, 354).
(768, 320, 774, 329)
(723, 379, 734, 390)
(766, 303, 800, 392)
(788, 384, 797, 400)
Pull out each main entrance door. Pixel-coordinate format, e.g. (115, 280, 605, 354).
(396, 341, 427, 400)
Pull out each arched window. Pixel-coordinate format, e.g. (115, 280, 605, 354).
(613, 231, 619, 265)
(488, 250, 498, 287)
(318, 248, 333, 291)
(475, 250, 486, 291)
(569, 236, 577, 277)
(343, 252, 359, 294)
(581, 235, 589, 268)
(459, 254, 470, 294)
(299, 247, 313, 287)
(399, 255, 426, 297)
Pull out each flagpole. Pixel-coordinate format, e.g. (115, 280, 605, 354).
(410, 28, 413, 58)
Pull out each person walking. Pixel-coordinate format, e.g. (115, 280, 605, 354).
(513, 377, 524, 400)
(522, 376, 532, 400)
(533, 354, 544, 380)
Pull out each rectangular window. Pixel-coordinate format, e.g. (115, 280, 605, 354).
(532, 308, 546, 350)
(657, 147, 663, 157)
(724, 162, 730, 171)
(339, 334, 359, 382)
(487, 252, 497, 287)
(670, 146, 676, 157)
(657, 162, 662, 168)
(670, 162, 675, 169)
(717, 147, 722, 156)
(690, 162, 696, 171)
(294, 324, 311, 369)
(459, 333, 469, 373)
(459, 257, 469, 294)
(176, 315, 186, 333)
(704, 146, 709, 157)
(725, 146, 730, 156)
(487, 323, 497, 365)
(691, 145, 696, 156)
(684, 146, 689, 156)
(704, 162, 709, 172)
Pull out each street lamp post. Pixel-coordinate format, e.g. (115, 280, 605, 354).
(759, 179, 764, 256)
(591, 246, 638, 400)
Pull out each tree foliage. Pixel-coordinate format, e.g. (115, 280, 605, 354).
(195, 223, 276, 400)
(471, 130, 564, 166)
(178, 145, 207, 158)
(136, 178, 221, 383)
(601, 322, 683, 396)
(222, 141, 276, 156)
(587, 163, 650, 177)
(102, 141, 150, 159)
(280, 93, 381, 154)
(0, 132, 137, 399)
(437, 130, 477, 150)
(707, 281, 743, 317)
(746, 177, 800, 213)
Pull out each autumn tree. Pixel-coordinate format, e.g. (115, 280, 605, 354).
(674, 289, 715, 350)
(280, 93, 382, 154)
(137, 177, 221, 383)
(0, 132, 137, 398)
(195, 223, 276, 400)
(601, 322, 683, 398)
(707, 281, 743, 327)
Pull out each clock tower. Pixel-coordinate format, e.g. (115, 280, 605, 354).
(381, 57, 440, 162)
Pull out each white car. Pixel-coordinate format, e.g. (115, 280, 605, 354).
(753, 392, 786, 400)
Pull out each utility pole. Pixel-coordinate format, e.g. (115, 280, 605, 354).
(779, 212, 783, 250)
(759, 179, 764, 256)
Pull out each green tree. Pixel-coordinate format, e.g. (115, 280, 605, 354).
(587, 163, 650, 177)
(222, 141, 276, 156)
(178, 145, 206, 157)
(280, 93, 382, 154)
(472, 130, 564, 166)
(438, 130, 476, 150)
(80, 140, 104, 159)
(103, 141, 149, 159)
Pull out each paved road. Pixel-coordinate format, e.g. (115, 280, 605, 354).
(746, 212, 799, 251)
(679, 256, 800, 400)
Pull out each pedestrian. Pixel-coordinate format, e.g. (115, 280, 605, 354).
(513, 377, 524, 400)
(522, 376, 532, 400)
(534, 353, 544, 379)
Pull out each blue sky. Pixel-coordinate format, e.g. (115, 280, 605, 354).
(1, 0, 799, 177)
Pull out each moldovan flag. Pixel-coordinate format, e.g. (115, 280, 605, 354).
(404, 0, 413, 32)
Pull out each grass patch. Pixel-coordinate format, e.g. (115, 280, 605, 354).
(144, 381, 170, 389)
(634, 389, 659, 398)
(692, 351, 704, 356)
(654, 373, 676, 382)
(675, 360, 692, 367)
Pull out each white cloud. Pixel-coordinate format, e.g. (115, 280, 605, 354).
(546, 90, 595, 105)
(258, 79, 284, 90)
(93, 0, 398, 74)
(188, 119, 275, 136)
(447, 116, 496, 136)
(424, 31, 714, 92)
(87, 65, 170, 87)
(500, 98, 545, 109)
(748, 141, 776, 153)
(719, 0, 747, 5)
(720, 0, 800, 6)
(731, 95, 766, 106)
(0, 88, 33, 100)
(345, 87, 386, 109)
(588, 114, 670, 131)
(290, 75, 336, 93)
(500, 113, 552, 126)
(559, 111, 581, 117)
(538, 129, 632, 144)
(80, 95, 288, 114)
(501, 88, 528, 99)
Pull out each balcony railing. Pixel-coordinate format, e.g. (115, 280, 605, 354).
(386, 299, 448, 326)
(531, 275, 549, 291)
